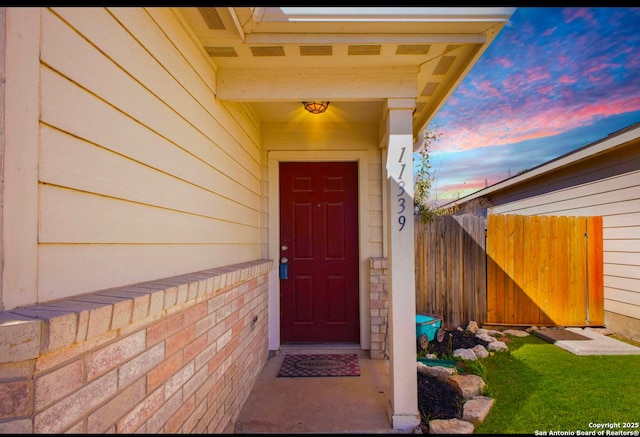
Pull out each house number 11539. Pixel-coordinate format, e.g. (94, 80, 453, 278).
(397, 146, 407, 231)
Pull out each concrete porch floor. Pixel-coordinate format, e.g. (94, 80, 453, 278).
(231, 344, 408, 434)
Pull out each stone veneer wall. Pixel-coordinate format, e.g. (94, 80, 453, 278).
(0, 259, 273, 433)
(369, 258, 389, 360)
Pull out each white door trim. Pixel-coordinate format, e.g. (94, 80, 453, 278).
(267, 150, 370, 351)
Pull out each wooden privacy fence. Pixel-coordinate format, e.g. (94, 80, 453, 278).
(414, 213, 604, 328)
(415, 214, 487, 329)
(486, 214, 604, 326)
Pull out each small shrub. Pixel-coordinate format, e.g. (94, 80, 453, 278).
(457, 359, 487, 380)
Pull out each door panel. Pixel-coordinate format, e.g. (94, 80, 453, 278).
(280, 162, 359, 343)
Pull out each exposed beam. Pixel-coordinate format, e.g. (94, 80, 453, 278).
(226, 7, 246, 42)
(243, 33, 486, 45)
(216, 66, 418, 101)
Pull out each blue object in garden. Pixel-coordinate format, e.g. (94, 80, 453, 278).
(416, 313, 445, 351)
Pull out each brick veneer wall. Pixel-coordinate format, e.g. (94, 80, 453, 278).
(369, 257, 389, 360)
(0, 259, 273, 433)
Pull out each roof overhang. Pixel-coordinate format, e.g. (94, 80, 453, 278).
(447, 122, 640, 207)
(176, 6, 515, 139)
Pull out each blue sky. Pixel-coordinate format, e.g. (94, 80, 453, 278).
(424, 7, 640, 204)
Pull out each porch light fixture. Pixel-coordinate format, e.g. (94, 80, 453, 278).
(302, 101, 330, 114)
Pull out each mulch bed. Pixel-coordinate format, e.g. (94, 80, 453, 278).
(418, 372, 465, 422)
(417, 329, 491, 429)
(422, 328, 490, 356)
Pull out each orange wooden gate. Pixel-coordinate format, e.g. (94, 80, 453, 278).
(486, 214, 603, 326)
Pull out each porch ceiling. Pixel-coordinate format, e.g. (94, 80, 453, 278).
(176, 6, 515, 138)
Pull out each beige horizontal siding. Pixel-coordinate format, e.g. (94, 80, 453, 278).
(39, 185, 260, 244)
(39, 126, 260, 226)
(604, 299, 640, 320)
(607, 288, 640, 306)
(605, 211, 640, 227)
(606, 263, 640, 280)
(492, 173, 639, 216)
(604, 226, 640, 240)
(263, 122, 378, 151)
(605, 251, 640, 266)
(36, 7, 263, 302)
(39, 71, 258, 208)
(37, 243, 260, 302)
(41, 9, 260, 193)
(368, 148, 384, 258)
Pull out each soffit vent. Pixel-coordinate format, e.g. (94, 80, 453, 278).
(421, 82, 439, 97)
(415, 101, 426, 114)
(396, 44, 431, 55)
(348, 45, 381, 55)
(198, 7, 226, 30)
(433, 56, 456, 75)
(250, 46, 286, 56)
(205, 47, 238, 57)
(446, 44, 462, 52)
(300, 45, 333, 56)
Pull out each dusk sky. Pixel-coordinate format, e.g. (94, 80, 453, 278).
(424, 7, 640, 205)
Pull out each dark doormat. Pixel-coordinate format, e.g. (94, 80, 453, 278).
(534, 329, 592, 343)
(277, 354, 360, 377)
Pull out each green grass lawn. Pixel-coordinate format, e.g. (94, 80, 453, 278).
(475, 334, 640, 434)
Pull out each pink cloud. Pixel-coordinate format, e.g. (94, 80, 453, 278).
(436, 93, 640, 152)
(494, 57, 513, 68)
(541, 26, 557, 37)
(583, 61, 614, 76)
(563, 8, 598, 26)
(526, 66, 551, 83)
(472, 79, 503, 98)
(558, 75, 578, 84)
(536, 84, 555, 95)
(429, 7, 640, 202)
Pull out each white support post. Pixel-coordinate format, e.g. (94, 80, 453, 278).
(383, 99, 420, 431)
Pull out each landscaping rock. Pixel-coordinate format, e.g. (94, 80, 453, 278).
(472, 344, 489, 359)
(503, 329, 530, 337)
(475, 333, 497, 343)
(465, 321, 479, 334)
(525, 325, 539, 333)
(429, 366, 457, 381)
(462, 396, 495, 426)
(446, 374, 486, 400)
(476, 328, 503, 337)
(453, 348, 477, 361)
(487, 341, 508, 352)
(429, 418, 475, 434)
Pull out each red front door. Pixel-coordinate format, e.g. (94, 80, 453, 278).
(279, 162, 360, 343)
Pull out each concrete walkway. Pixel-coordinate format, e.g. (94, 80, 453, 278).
(231, 329, 640, 434)
(534, 327, 640, 355)
(232, 345, 405, 434)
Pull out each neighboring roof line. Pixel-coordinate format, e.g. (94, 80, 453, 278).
(446, 120, 640, 207)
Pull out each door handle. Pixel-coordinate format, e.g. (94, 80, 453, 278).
(279, 257, 289, 279)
